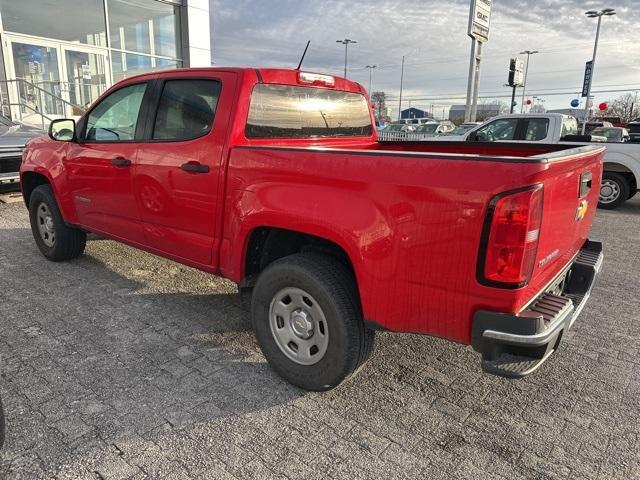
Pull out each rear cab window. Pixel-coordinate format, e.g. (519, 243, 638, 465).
(245, 84, 372, 139)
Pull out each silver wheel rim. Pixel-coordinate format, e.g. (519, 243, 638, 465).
(36, 202, 56, 247)
(600, 180, 620, 204)
(269, 287, 329, 366)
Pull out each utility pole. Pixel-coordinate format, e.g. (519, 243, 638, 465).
(582, 9, 615, 134)
(336, 38, 357, 78)
(470, 42, 483, 121)
(519, 50, 538, 113)
(365, 65, 377, 94)
(464, 38, 477, 123)
(398, 55, 405, 120)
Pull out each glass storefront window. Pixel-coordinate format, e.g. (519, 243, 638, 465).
(0, 0, 107, 46)
(111, 52, 180, 82)
(108, 0, 180, 58)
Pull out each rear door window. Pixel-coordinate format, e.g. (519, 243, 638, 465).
(523, 118, 550, 141)
(152, 79, 221, 141)
(246, 84, 372, 139)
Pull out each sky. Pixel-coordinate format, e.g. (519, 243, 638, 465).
(209, 0, 640, 118)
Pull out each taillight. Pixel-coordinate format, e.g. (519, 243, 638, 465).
(478, 185, 544, 288)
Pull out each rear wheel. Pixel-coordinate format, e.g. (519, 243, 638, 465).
(598, 172, 630, 210)
(29, 185, 86, 261)
(251, 253, 374, 391)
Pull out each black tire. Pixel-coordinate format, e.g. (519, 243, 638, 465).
(251, 253, 375, 391)
(29, 185, 86, 261)
(598, 172, 630, 210)
(628, 189, 638, 200)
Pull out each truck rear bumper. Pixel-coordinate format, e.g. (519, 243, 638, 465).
(471, 240, 603, 378)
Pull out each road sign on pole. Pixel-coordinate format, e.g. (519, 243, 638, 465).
(465, 0, 492, 122)
(468, 0, 492, 42)
(582, 60, 593, 97)
(508, 57, 525, 87)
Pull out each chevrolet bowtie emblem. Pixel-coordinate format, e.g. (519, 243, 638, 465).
(575, 200, 589, 221)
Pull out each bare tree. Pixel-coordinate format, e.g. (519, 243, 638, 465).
(370, 91, 391, 123)
(475, 99, 507, 122)
(530, 103, 546, 114)
(600, 93, 640, 122)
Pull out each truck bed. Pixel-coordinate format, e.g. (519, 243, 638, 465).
(224, 141, 605, 343)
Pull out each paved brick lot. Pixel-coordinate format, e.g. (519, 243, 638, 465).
(0, 199, 639, 480)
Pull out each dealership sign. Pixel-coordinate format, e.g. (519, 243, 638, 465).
(582, 60, 593, 97)
(508, 57, 525, 87)
(468, 0, 492, 43)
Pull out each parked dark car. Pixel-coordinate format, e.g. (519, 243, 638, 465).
(628, 118, 640, 143)
(0, 115, 42, 189)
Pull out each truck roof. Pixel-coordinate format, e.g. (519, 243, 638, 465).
(114, 67, 365, 94)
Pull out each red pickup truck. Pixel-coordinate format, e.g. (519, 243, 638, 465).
(20, 68, 604, 391)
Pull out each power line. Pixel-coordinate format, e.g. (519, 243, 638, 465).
(384, 87, 639, 102)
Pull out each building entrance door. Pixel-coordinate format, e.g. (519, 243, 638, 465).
(3, 34, 111, 123)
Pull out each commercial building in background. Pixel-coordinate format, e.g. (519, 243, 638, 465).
(0, 0, 211, 127)
(400, 107, 433, 121)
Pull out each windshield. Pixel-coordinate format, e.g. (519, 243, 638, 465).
(415, 124, 438, 133)
(246, 84, 372, 139)
(451, 125, 474, 135)
(592, 128, 621, 139)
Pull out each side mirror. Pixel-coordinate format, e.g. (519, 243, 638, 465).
(49, 119, 76, 142)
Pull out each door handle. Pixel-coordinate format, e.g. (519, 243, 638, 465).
(111, 157, 132, 167)
(180, 162, 209, 174)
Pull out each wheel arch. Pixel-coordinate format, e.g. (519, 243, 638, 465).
(21, 171, 52, 208)
(603, 156, 639, 191)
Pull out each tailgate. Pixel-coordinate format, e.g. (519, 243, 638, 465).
(524, 146, 604, 302)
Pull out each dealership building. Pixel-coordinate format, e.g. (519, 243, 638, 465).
(0, 0, 211, 125)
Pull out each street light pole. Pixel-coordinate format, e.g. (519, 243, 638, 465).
(365, 65, 377, 94)
(398, 55, 405, 120)
(582, 9, 615, 134)
(336, 38, 357, 78)
(519, 50, 538, 114)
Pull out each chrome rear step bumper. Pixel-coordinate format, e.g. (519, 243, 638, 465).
(471, 240, 603, 378)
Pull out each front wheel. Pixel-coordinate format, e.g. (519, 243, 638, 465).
(29, 185, 86, 261)
(251, 253, 374, 391)
(598, 172, 630, 210)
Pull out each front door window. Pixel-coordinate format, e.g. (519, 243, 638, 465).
(85, 83, 147, 141)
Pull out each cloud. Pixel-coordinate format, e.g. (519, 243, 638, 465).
(210, 0, 639, 112)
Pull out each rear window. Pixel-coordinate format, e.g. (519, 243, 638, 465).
(246, 84, 372, 139)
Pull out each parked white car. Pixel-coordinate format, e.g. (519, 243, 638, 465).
(429, 113, 639, 209)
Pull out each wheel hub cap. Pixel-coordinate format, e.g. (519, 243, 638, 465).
(269, 287, 329, 366)
(600, 180, 620, 203)
(36, 202, 56, 247)
(290, 310, 314, 339)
